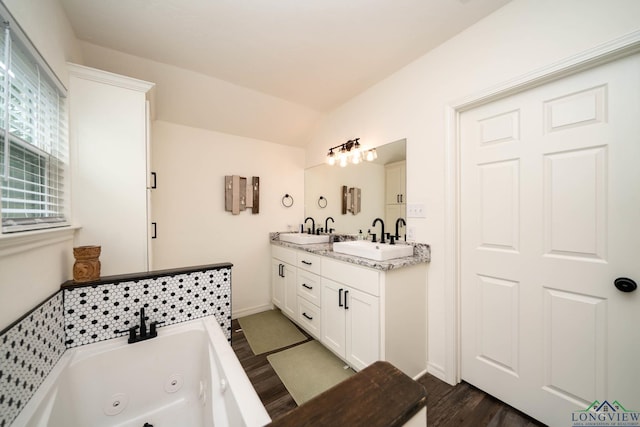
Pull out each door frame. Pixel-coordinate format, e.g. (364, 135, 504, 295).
(441, 30, 640, 386)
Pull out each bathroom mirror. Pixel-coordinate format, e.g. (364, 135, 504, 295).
(304, 139, 406, 235)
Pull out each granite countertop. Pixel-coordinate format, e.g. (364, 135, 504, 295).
(270, 232, 430, 271)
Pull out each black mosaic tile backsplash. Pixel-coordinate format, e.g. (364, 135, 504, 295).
(0, 293, 65, 427)
(64, 268, 232, 348)
(0, 264, 232, 427)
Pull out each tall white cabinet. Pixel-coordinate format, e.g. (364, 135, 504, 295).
(385, 160, 406, 232)
(68, 64, 155, 275)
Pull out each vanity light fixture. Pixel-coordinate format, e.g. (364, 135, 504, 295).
(365, 148, 378, 162)
(326, 138, 377, 166)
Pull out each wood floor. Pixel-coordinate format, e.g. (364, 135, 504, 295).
(231, 319, 546, 426)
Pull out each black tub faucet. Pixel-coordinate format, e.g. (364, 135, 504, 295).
(372, 218, 386, 244)
(304, 217, 315, 234)
(116, 307, 164, 344)
(139, 307, 147, 337)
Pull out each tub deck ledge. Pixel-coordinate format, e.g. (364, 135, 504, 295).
(267, 361, 427, 427)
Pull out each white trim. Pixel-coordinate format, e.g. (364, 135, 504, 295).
(443, 30, 640, 385)
(231, 303, 274, 320)
(0, 225, 79, 257)
(426, 361, 447, 383)
(441, 104, 460, 386)
(412, 368, 428, 381)
(452, 30, 640, 112)
(67, 63, 155, 93)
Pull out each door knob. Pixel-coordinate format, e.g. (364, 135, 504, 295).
(614, 277, 637, 293)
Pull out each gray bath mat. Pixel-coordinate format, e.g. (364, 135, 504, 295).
(237, 310, 306, 355)
(267, 340, 355, 404)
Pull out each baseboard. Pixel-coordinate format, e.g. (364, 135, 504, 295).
(412, 368, 428, 381)
(232, 303, 274, 320)
(427, 361, 454, 385)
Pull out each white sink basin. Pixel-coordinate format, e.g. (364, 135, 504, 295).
(279, 233, 330, 245)
(332, 240, 413, 261)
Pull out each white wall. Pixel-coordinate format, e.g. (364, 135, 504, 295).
(78, 42, 323, 148)
(305, 0, 640, 382)
(151, 121, 305, 317)
(72, 47, 311, 316)
(0, 0, 82, 330)
(0, 234, 74, 329)
(4, 0, 82, 86)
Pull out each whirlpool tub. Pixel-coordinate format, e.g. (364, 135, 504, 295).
(13, 316, 271, 427)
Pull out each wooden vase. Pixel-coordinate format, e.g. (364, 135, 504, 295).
(73, 245, 101, 282)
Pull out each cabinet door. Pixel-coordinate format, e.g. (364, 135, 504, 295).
(271, 259, 285, 309)
(321, 278, 346, 358)
(385, 161, 406, 205)
(282, 262, 297, 318)
(345, 287, 380, 371)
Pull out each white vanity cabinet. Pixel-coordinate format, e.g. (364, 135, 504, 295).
(271, 242, 427, 378)
(271, 245, 323, 338)
(295, 252, 322, 339)
(321, 256, 427, 377)
(321, 258, 381, 371)
(321, 277, 380, 371)
(271, 246, 297, 318)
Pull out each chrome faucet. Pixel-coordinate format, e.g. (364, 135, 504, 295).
(325, 216, 335, 233)
(395, 218, 406, 240)
(304, 217, 315, 234)
(372, 217, 386, 244)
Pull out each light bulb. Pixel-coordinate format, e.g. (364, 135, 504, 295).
(366, 149, 377, 161)
(351, 150, 362, 164)
(326, 150, 336, 165)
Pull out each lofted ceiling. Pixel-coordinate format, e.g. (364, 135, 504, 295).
(59, 0, 511, 114)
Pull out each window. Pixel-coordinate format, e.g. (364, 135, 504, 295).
(0, 12, 68, 233)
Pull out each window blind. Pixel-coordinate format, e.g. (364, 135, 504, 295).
(0, 11, 68, 233)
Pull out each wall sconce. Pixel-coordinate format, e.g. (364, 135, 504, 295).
(326, 138, 377, 166)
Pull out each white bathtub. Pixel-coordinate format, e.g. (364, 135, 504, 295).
(12, 317, 271, 427)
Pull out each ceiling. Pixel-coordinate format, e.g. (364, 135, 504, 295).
(59, 0, 511, 113)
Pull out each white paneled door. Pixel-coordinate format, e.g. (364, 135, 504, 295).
(460, 53, 640, 426)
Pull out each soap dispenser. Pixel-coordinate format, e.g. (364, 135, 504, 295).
(358, 229, 364, 240)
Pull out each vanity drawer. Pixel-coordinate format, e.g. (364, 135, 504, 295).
(298, 297, 321, 339)
(297, 252, 321, 275)
(297, 270, 321, 306)
(321, 257, 380, 296)
(272, 245, 297, 265)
